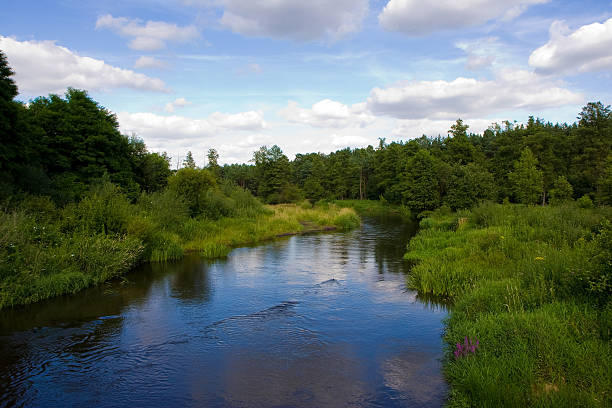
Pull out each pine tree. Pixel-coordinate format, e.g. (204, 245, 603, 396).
(183, 151, 196, 169)
(508, 147, 543, 205)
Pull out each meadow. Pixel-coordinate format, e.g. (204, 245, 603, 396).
(405, 202, 612, 407)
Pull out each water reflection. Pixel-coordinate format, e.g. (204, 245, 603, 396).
(0, 215, 447, 407)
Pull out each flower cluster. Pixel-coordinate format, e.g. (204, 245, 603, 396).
(454, 336, 479, 358)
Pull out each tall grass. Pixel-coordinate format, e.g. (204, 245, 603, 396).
(0, 185, 360, 308)
(182, 203, 360, 257)
(334, 199, 412, 219)
(404, 202, 612, 407)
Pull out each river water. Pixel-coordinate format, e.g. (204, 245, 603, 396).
(0, 216, 447, 407)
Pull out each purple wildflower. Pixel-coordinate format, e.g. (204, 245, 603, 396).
(454, 336, 480, 359)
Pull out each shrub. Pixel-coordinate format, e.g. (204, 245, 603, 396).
(167, 168, 217, 216)
(70, 181, 132, 235)
(577, 194, 594, 209)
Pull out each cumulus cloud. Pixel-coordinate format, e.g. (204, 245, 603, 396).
(366, 69, 582, 120)
(134, 56, 168, 69)
(0, 36, 168, 95)
(117, 110, 266, 141)
(378, 0, 548, 35)
(529, 18, 612, 75)
(117, 110, 267, 165)
(95, 14, 200, 51)
(164, 97, 191, 113)
(216, 0, 368, 42)
(279, 99, 375, 128)
(331, 134, 368, 147)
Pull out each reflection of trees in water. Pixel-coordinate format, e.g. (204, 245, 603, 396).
(368, 216, 418, 276)
(165, 255, 213, 304)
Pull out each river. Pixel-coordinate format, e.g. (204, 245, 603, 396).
(0, 216, 447, 407)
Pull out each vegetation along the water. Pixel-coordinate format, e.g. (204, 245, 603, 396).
(1, 45, 611, 406)
(406, 203, 612, 407)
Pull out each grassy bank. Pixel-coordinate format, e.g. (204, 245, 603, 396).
(404, 203, 611, 407)
(334, 199, 412, 218)
(0, 187, 359, 309)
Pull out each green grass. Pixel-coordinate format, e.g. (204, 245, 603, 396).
(0, 196, 360, 308)
(404, 203, 612, 407)
(334, 199, 412, 218)
(182, 203, 360, 256)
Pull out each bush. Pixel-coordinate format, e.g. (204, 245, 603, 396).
(577, 194, 594, 209)
(69, 181, 132, 235)
(139, 190, 189, 231)
(167, 168, 217, 216)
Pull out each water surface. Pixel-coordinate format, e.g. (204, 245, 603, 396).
(0, 216, 447, 407)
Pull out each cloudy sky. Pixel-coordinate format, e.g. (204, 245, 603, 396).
(1, 0, 611, 165)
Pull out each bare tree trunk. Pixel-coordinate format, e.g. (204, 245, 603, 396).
(359, 168, 363, 200)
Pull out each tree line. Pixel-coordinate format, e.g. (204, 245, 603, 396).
(1, 49, 611, 214)
(220, 109, 611, 213)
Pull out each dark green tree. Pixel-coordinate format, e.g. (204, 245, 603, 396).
(508, 147, 544, 205)
(252, 145, 292, 202)
(168, 167, 217, 216)
(0, 50, 24, 193)
(444, 163, 497, 210)
(549, 175, 574, 205)
(402, 149, 440, 213)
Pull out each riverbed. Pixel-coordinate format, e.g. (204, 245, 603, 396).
(0, 216, 447, 407)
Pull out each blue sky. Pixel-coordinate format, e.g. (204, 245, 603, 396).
(1, 0, 611, 165)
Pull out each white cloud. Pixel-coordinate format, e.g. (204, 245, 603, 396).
(95, 14, 200, 51)
(378, 0, 548, 35)
(134, 56, 168, 69)
(279, 99, 375, 128)
(164, 97, 191, 113)
(529, 18, 612, 75)
(366, 69, 582, 120)
(216, 0, 368, 42)
(0, 36, 168, 95)
(331, 134, 368, 147)
(117, 110, 267, 165)
(117, 110, 266, 141)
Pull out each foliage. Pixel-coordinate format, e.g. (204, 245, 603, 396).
(404, 203, 612, 407)
(167, 167, 217, 216)
(508, 147, 544, 205)
(401, 150, 440, 213)
(549, 175, 574, 205)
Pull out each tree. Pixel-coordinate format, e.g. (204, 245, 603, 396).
(207, 148, 220, 177)
(508, 147, 543, 205)
(252, 145, 292, 202)
(446, 119, 479, 165)
(0, 50, 17, 102)
(444, 163, 497, 210)
(596, 156, 612, 206)
(402, 149, 440, 213)
(183, 151, 196, 169)
(168, 167, 217, 216)
(0, 50, 22, 191)
(549, 175, 574, 205)
(136, 152, 172, 193)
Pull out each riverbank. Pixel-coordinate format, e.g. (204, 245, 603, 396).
(0, 197, 359, 309)
(334, 199, 412, 218)
(405, 202, 611, 406)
